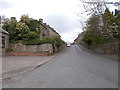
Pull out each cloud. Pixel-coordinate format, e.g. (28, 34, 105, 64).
(1, 0, 83, 42)
(45, 14, 81, 33)
(44, 14, 82, 42)
(0, 0, 13, 11)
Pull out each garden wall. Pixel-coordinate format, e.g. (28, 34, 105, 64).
(10, 43, 54, 54)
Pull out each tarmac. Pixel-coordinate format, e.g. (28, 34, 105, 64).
(1, 55, 54, 80)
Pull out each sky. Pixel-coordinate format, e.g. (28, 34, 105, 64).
(0, 0, 118, 42)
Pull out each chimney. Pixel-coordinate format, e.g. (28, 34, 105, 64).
(39, 18, 43, 23)
(44, 23, 47, 25)
(11, 17, 17, 22)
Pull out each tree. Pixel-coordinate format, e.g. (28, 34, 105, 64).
(2, 18, 17, 42)
(2, 18, 10, 31)
(52, 36, 65, 48)
(23, 31, 39, 41)
(28, 19, 40, 33)
(102, 8, 116, 41)
(15, 22, 30, 41)
(83, 14, 106, 46)
(20, 14, 30, 25)
(85, 14, 100, 35)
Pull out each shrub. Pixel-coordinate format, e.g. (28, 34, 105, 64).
(23, 36, 65, 48)
(23, 31, 39, 41)
(5, 48, 13, 52)
(83, 30, 107, 46)
(23, 37, 54, 45)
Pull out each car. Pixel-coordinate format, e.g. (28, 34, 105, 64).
(67, 43, 71, 47)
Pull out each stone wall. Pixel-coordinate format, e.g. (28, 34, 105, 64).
(10, 43, 54, 54)
(90, 42, 119, 57)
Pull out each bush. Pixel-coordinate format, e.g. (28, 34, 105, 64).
(23, 31, 39, 41)
(83, 31, 107, 46)
(23, 36, 65, 48)
(5, 48, 13, 52)
(23, 37, 54, 45)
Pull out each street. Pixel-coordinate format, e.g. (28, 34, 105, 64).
(3, 45, 118, 88)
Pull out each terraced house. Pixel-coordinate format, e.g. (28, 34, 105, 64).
(39, 18, 60, 38)
(1, 16, 64, 56)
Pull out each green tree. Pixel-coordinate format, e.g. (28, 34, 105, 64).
(23, 31, 39, 41)
(52, 36, 64, 48)
(15, 22, 30, 41)
(83, 30, 106, 46)
(2, 18, 17, 42)
(2, 18, 10, 31)
(28, 19, 40, 33)
(20, 14, 30, 25)
(102, 8, 116, 41)
(83, 14, 106, 46)
(85, 14, 100, 35)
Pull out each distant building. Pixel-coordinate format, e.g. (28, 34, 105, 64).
(0, 28, 9, 56)
(74, 32, 84, 45)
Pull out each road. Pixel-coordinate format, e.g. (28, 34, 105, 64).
(3, 45, 118, 88)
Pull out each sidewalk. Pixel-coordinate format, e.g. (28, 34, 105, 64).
(1, 55, 54, 79)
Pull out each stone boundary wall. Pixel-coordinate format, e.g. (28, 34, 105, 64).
(7, 52, 50, 56)
(10, 43, 54, 54)
(90, 42, 120, 57)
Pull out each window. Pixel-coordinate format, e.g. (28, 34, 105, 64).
(42, 33, 45, 37)
(2, 36, 5, 48)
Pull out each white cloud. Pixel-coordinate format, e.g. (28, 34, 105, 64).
(1, 0, 83, 42)
(0, 0, 13, 11)
(61, 28, 82, 42)
(1, 0, 117, 42)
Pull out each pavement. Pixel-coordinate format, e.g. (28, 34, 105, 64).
(2, 45, 118, 88)
(1, 55, 54, 80)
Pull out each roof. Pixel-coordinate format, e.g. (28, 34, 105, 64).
(0, 27, 9, 34)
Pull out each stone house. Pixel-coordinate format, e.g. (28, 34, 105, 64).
(39, 19, 49, 38)
(0, 28, 9, 56)
(74, 32, 84, 45)
(7, 18, 61, 55)
(46, 25, 60, 38)
(39, 19, 60, 39)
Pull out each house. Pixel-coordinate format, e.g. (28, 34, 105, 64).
(39, 18, 60, 39)
(46, 25, 60, 38)
(74, 32, 84, 45)
(39, 19, 49, 38)
(0, 28, 9, 56)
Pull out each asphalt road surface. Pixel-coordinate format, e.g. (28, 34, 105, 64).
(3, 45, 118, 88)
